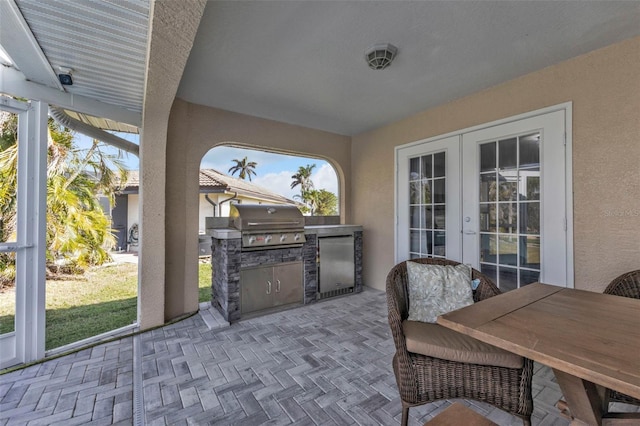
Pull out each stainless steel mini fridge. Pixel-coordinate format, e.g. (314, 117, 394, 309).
(318, 235, 355, 294)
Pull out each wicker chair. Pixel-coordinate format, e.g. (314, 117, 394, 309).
(603, 270, 640, 407)
(386, 258, 533, 426)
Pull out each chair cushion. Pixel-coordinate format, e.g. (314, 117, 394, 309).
(402, 320, 524, 369)
(406, 262, 474, 323)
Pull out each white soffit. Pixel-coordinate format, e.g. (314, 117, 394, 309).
(63, 109, 139, 134)
(12, 0, 149, 114)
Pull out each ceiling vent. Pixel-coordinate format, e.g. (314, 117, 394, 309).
(365, 43, 398, 70)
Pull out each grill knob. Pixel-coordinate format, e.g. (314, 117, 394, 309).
(265, 235, 272, 243)
(294, 233, 301, 241)
(280, 234, 287, 242)
(248, 236, 256, 244)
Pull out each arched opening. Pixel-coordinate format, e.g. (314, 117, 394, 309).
(194, 143, 342, 306)
(163, 99, 353, 323)
(194, 142, 362, 323)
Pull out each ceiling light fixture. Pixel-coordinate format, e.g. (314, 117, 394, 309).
(365, 43, 398, 70)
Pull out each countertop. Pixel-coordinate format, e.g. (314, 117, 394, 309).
(303, 225, 362, 235)
(207, 224, 362, 239)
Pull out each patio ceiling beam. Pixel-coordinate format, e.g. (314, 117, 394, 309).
(0, 66, 142, 127)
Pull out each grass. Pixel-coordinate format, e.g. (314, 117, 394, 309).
(0, 261, 213, 350)
(199, 261, 212, 303)
(44, 263, 138, 349)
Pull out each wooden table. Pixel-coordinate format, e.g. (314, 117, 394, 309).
(437, 283, 640, 426)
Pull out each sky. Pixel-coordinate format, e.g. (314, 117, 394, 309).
(201, 146, 338, 202)
(75, 133, 338, 202)
(75, 132, 140, 170)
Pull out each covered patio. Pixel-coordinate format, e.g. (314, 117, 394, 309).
(1, 0, 639, 424)
(7, 288, 636, 425)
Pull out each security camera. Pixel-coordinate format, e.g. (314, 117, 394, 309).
(58, 74, 73, 85)
(57, 66, 74, 85)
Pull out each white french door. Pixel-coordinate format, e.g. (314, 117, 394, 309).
(461, 110, 569, 289)
(396, 136, 461, 261)
(396, 105, 572, 290)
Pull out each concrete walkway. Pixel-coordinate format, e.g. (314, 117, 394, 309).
(1, 288, 637, 425)
(109, 252, 139, 265)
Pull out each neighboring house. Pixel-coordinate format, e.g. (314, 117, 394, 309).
(111, 169, 298, 251)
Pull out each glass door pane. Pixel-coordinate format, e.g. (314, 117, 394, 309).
(409, 151, 446, 259)
(477, 133, 541, 290)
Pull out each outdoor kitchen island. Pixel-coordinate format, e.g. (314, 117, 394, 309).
(207, 214, 363, 323)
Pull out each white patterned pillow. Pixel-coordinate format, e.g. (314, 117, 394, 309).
(406, 262, 474, 323)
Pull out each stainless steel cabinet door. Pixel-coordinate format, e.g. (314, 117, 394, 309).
(273, 262, 303, 307)
(240, 267, 273, 314)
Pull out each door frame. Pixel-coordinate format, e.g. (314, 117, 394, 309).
(395, 102, 573, 287)
(0, 97, 48, 369)
(395, 135, 462, 262)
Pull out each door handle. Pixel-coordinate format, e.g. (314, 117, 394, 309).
(266, 281, 272, 295)
(276, 280, 281, 293)
(463, 230, 477, 235)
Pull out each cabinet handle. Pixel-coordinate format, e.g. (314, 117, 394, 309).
(276, 280, 281, 293)
(267, 281, 272, 295)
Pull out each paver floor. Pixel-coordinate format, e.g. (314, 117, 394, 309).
(1, 288, 637, 425)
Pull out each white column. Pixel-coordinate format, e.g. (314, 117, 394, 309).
(14, 100, 48, 362)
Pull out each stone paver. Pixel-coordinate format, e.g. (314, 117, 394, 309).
(2, 288, 639, 425)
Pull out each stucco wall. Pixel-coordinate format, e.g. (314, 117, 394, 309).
(164, 100, 351, 320)
(138, 0, 207, 328)
(352, 36, 640, 293)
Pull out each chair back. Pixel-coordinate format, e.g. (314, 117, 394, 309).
(603, 270, 640, 299)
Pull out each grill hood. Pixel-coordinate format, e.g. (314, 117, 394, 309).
(230, 204, 305, 232)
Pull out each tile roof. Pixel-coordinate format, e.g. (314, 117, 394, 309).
(122, 169, 297, 205)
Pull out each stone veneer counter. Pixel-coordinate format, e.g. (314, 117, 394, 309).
(208, 225, 363, 322)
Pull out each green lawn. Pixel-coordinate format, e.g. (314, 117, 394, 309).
(0, 261, 213, 350)
(199, 262, 212, 303)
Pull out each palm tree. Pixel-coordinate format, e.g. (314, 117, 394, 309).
(0, 115, 128, 284)
(297, 189, 338, 216)
(228, 156, 257, 181)
(310, 189, 338, 216)
(291, 164, 321, 215)
(290, 164, 316, 193)
(0, 110, 17, 151)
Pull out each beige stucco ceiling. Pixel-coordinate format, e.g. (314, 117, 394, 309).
(178, 1, 640, 135)
(2, 1, 640, 136)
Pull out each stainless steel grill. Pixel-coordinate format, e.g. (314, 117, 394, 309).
(230, 204, 306, 250)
